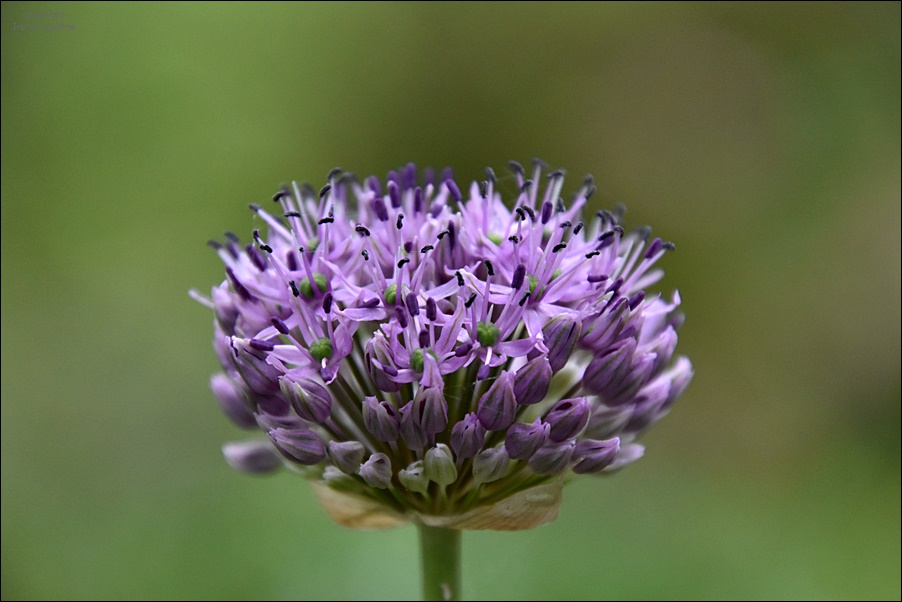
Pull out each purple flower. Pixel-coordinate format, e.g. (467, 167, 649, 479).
(194, 162, 692, 530)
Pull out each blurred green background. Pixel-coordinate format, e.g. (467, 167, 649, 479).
(2, 2, 899, 599)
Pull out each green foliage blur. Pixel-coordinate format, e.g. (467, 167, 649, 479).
(2, 2, 899, 599)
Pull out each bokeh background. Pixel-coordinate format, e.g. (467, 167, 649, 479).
(2, 2, 899, 599)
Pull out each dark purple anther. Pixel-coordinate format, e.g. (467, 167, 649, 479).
(508, 160, 524, 174)
(246, 245, 267, 271)
(226, 268, 253, 301)
(362, 396, 400, 442)
(271, 317, 290, 335)
(573, 438, 620, 474)
(540, 201, 553, 224)
(319, 184, 331, 199)
(587, 273, 608, 283)
(545, 398, 590, 442)
(445, 179, 461, 203)
(447, 222, 456, 249)
(403, 241, 413, 253)
(484, 260, 495, 277)
(450, 413, 486, 459)
(441, 167, 453, 182)
(249, 338, 274, 352)
(418, 329, 430, 349)
(628, 292, 645, 310)
(528, 440, 575, 475)
(476, 371, 517, 431)
(504, 419, 550, 460)
(405, 292, 420, 317)
(372, 197, 389, 221)
(388, 181, 401, 208)
(425, 297, 437, 321)
(358, 453, 392, 489)
(513, 356, 552, 405)
(606, 277, 624, 295)
(402, 162, 417, 189)
(268, 427, 327, 465)
(413, 187, 423, 213)
(394, 306, 409, 329)
(645, 237, 663, 259)
(286, 251, 299, 271)
(281, 377, 332, 424)
(322, 292, 333, 314)
(423, 168, 435, 186)
(366, 175, 381, 195)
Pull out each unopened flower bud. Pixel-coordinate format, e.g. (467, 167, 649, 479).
(398, 460, 430, 494)
(545, 398, 590, 442)
(327, 440, 365, 475)
(358, 453, 392, 489)
(473, 447, 510, 486)
(268, 428, 327, 465)
(543, 315, 581, 373)
(210, 373, 256, 429)
(512, 356, 552, 406)
(505, 419, 550, 460)
(528, 440, 576, 475)
(572, 438, 620, 474)
(411, 387, 448, 435)
(476, 371, 517, 431)
(362, 396, 400, 442)
(424, 444, 458, 486)
(222, 440, 282, 474)
(399, 402, 428, 450)
(450, 413, 486, 459)
(281, 377, 332, 424)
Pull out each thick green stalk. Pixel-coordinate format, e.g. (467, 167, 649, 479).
(418, 525, 461, 601)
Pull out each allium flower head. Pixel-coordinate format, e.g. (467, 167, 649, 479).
(193, 161, 692, 530)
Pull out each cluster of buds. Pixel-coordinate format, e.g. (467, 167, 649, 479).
(194, 161, 692, 529)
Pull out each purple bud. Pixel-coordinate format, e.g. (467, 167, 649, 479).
(230, 343, 281, 396)
(476, 371, 517, 431)
(504, 419, 550, 460)
(513, 356, 552, 406)
(362, 396, 400, 442)
(411, 387, 448, 435)
(528, 440, 575, 475)
(327, 440, 366, 475)
(358, 453, 392, 489)
(222, 440, 282, 474)
(424, 444, 457, 485)
(210, 373, 256, 429)
(450, 413, 486, 459)
(472, 447, 510, 486)
(399, 402, 428, 450)
(280, 377, 332, 424)
(545, 397, 590, 442)
(268, 428, 327, 465)
(573, 438, 620, 474)
(583, 338, 637, 399)
(543, 316, 581, 373)
(366, 336, 403, 393)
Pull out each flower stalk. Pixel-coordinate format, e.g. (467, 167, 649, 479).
(419, 525, 461, 601)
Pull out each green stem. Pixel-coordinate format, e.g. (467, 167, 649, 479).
(419, 524, 461, 601)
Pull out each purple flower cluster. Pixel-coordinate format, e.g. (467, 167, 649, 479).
(194, 161, 692, 529)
